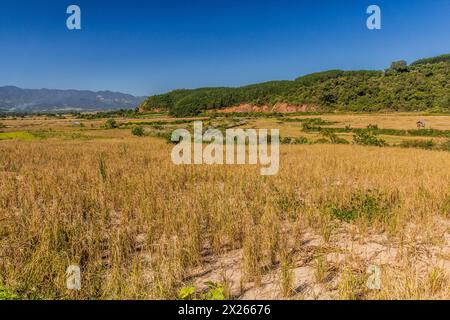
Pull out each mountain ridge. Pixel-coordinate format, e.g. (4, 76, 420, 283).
(0, 86, 145, 112)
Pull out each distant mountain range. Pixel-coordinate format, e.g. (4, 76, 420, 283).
(0, 86, 146, 113)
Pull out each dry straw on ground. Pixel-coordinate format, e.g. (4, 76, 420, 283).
(0, 135, 449, 299)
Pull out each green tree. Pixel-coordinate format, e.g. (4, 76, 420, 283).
(389, 60, 409, 73)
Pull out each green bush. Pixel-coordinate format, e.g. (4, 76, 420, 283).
(131, 126, 145, 137)
(353, 127, 387, 147)
(0, 285, 19, 300)
(104, 119, 119, 129)
(178, 282, 226, 300)
(178, 286, 196, 300)
(329, 189, 395, 223)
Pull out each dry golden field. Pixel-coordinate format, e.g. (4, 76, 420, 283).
(0, 113, 449, 300)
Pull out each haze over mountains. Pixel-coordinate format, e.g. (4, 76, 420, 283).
(0, 86, 145, 113)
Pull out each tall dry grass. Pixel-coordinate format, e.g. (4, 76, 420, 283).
(0, 137, 449, 299)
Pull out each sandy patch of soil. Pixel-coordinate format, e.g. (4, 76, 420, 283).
(185, 219, 450, 300)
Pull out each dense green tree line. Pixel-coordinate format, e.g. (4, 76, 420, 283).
(410, 54, 450, 66)
(139, 55, 450, 117)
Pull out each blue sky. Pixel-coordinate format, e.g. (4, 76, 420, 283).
(0, 0, 449, 96)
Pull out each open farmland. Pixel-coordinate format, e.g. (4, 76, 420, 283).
(0, 112, 449, 300)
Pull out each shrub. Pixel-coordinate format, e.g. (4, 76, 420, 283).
(329, 189, 395, 223)
(178, 282, 226, 300)
(178, 286, 196, 300)
(131, 126, 145, 137)
(353, 127, 386, 147)
(201, 282, 226, 300)
(104, 119, 119, 129)
(0, 285, 19, 300)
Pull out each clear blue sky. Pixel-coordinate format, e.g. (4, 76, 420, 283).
(0, 0, 449, 96)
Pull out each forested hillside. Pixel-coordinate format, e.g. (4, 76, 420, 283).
(140, 54, 450, 117)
